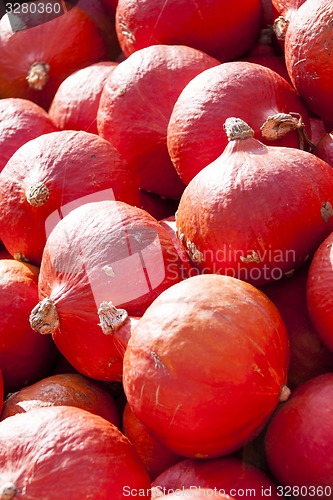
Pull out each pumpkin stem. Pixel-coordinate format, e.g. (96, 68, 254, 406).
(0, 482, 17, 500)
(223, 118, 254, 141)
(260, 113, 315, 151)
(273, 15, 289, 40)
(98, 301, 128, 335)
(26, 61, 50, 91)
(26, 181, 50, 207)
(279, 385, 291, 403)
(29, 297, 60, 335)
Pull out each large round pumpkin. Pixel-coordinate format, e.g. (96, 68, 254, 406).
(123, 274, 290, 458)
(115, 0, 262, 62)
(0, 259, 56, 393)
(284, 0, 333, 122)
(0, 406, 151, 499)
(0, 373, 120, 427)
(0, 7, 108, 109)
(0, 130, 140, 266)
(0, 98, 56, 173)
(97, 44, 219, 199)
(29, 200, 183, 381)
(175, 118, 333, 285)
(167, 61, 311, 185)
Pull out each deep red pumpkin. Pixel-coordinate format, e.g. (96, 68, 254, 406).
(0, 373, 120, 426)
(167, 61, 311, 185)
(115, 0, 262, 62)
(261, 265, 333, 390)
(284, 0, 333, 122)
(306, 232, 333, 354)
(97, 44, 220, 199)
(123, 274, 290, 459)
(175, 118, 333, 286)
(265, 373, 333, 495)
(49, 61, 117, 135)
(122, 402, 182, 481)
(151, 456, 282, 500)
(0, 98, 57, 173)
(0, 260, 56, 393)
(29, 200, 182, 381)
(0, 7, 108, 109)
(0, 406, 151, 499)
(0, 129, 140, 266)
(314, 131, 333, 168)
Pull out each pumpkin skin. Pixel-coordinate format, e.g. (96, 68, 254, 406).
(151, 456, 281, 500)
(115, 0, 262, 62)
(306, 232, 333, 354)
(0, 371, 3, 415)
(167, 61, 311, 185)
(0, 98, 57, 172)
(122, 402, 182, 481)
(284, 0, 333, 122)
(175, 119, 333, 286)
(49, 61, 117, 135)
(0, 7, 108, 109)
(265, 373, 333, 495)
(0, 130, 140, 266)
(158, 490, 231, 499)
(97, 44, 219, 199)
(0, 260, 56, 393)
(0, 406, 151, 499)
(30, 200, 182, 381)
(0, 373, 120, 427)
(123, 274, 290, 458)
(261, 265, 333, 390)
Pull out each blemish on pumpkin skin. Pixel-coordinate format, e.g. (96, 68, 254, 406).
(321, 201, 333, 222)
(240, 250, 261, 264)
(151, 351, 165, 370)
(103, 265, 115, 278)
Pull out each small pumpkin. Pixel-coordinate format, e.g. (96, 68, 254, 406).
(0, 373, 120, 427)
(0, 7, 108, 109)
(0, 406, 151, 499)
(123, 274, 290, 458)
(29, 200, 182, 381)
(175, 118, 333, 285)
(167, 61, 311, 185)
(151, 456, 282, 500)
(123, 402, 182, 481)
(0, 259, 56, 393)
(97, 44, 220, 199)
(0, 98, 56, 173)
(0, 130, 140, 266)
(49, 61, 118, 135)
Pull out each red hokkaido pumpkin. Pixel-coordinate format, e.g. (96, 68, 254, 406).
(261, 265, 333, 390)
(0, 130, 140, 266)
(0, 373, 120, 427)
(0, 98, 57, 172)
(167, 61, 311, 185)
(175, 118, 333, 286)
(115, 0, 262, 62)
(265, 373, 333, 495)
(151, 456, 282, 500)
(284, 0, 333, 122)
(123, 274, 290, 459)
(29, 200, 182, 381)
(314, 131, 333, 168)
(97, 44, 219, 199)
(0, 6, 108, 109)
(0, 260, 56, 393)
(49, 61, 118, 135)
(122, 402, 182, 481)
(306, 232, 333, 354)
(0, 406, 151, 499)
